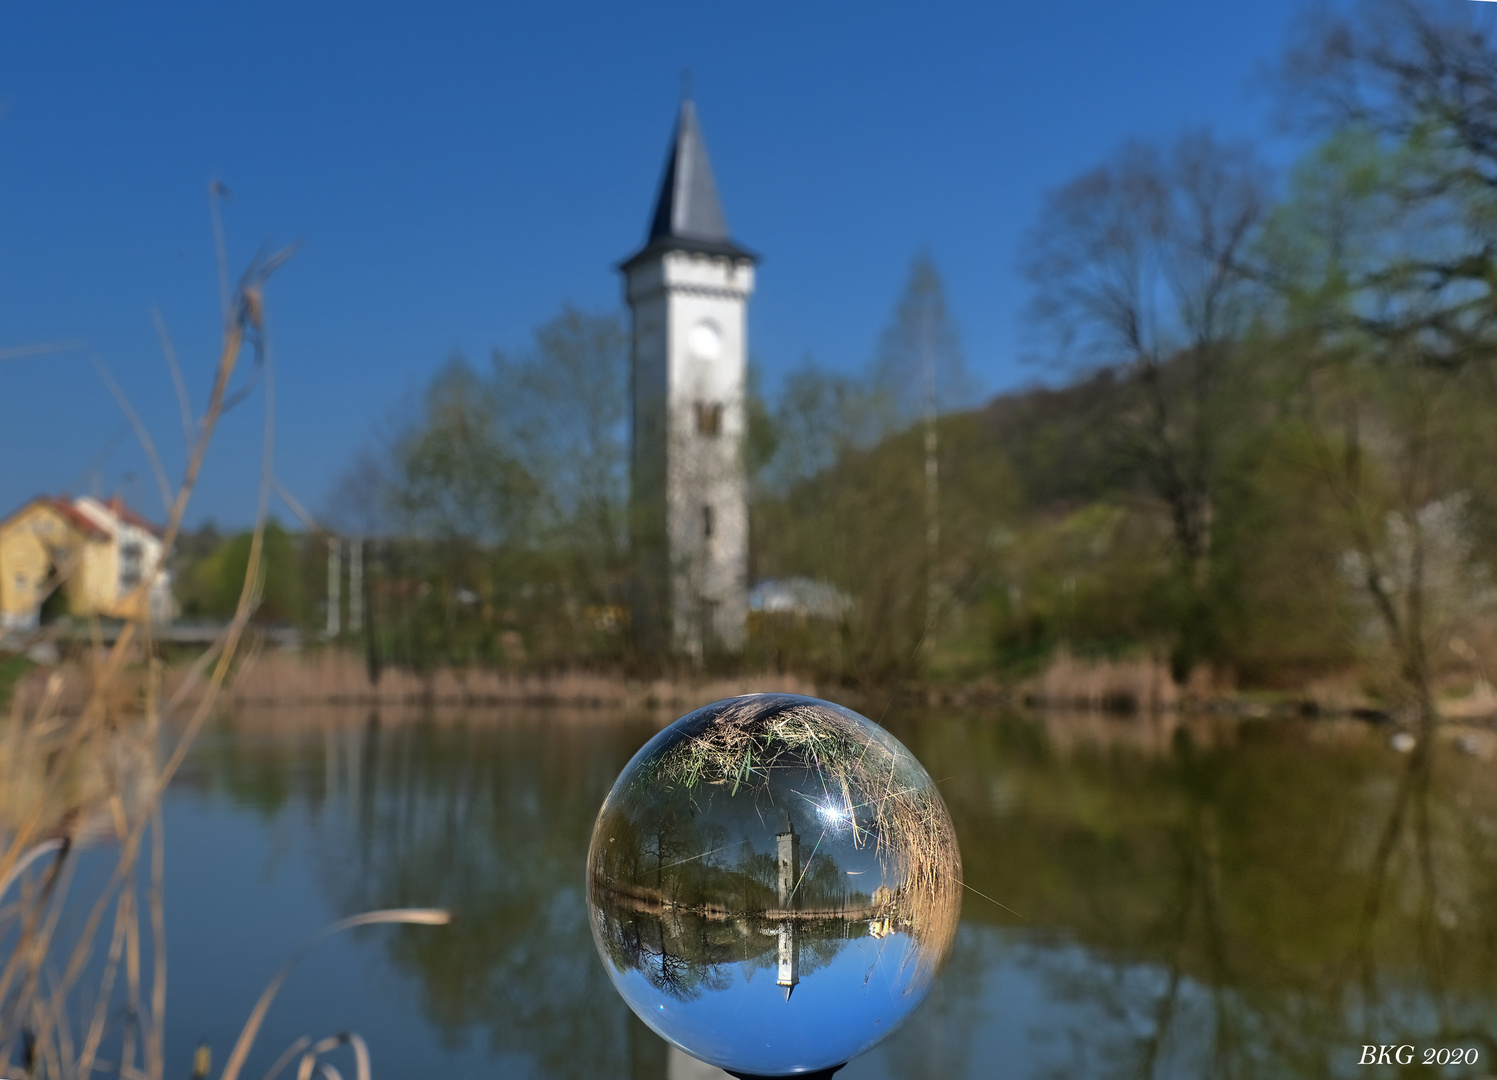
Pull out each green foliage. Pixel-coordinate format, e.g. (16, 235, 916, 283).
(0, 654, 34, 707)
(757, 361, 895, 495)
(743, 361, 778, 481)
(987, 504, 1175, 674)
(753, 411, 1019, 682)
(1207, 420, 1359, 685)
(178, 519, 306, 625)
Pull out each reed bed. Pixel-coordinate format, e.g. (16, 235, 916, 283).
(1023, 649, 1180, 712)
(216, 647, 821, 710)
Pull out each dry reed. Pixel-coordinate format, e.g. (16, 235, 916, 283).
(633, 695, 962, 959)
(0, 240, 448, 1080)
(1023, 648, 1180, 712)
(216, 647, 820, 710)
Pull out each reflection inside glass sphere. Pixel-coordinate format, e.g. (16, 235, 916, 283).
(587, 694, 962, 1077)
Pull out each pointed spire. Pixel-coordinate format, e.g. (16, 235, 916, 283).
(622, 99, 756, 269)
(648, 99, 730, 243)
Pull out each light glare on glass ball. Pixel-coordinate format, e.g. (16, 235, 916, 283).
(586, 694, 963, 1078)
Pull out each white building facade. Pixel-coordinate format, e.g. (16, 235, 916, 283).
(622, 100, 755, 658)
(73, 496, 175, 624)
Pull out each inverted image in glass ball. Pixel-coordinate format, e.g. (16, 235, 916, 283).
(586, 694, 962, 1078)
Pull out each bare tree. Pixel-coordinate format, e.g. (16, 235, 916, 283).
(1278, 0, 1497, 369)
(1022, 132, 1268, 669)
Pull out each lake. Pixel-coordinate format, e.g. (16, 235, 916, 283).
(132, 705, 1496, 1078)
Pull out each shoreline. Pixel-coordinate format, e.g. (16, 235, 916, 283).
(3, 646, 1496, 730)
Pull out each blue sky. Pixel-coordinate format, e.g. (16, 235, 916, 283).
(0, 0, 1311, 526)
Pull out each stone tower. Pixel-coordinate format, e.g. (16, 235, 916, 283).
(621, 98, 756, 659)
(776, 817, 800, 908)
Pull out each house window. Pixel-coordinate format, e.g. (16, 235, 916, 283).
(120, 541, 143, 589)
(694, 402, 723, 437)
(702, 504, 714, 540)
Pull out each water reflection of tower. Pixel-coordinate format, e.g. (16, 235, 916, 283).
(777, 923, 799, 1001)
(776, 817, 801, 1000)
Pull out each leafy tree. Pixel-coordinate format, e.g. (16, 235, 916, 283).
(183, 519, 305, 625)
(491, 304, 629, 578)
(759, 360, 894, 495)
(394, 357, 540, 544)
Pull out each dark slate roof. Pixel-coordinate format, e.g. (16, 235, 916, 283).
(621, 100, 756, 270)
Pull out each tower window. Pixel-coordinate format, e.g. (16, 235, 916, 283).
(695, 401, 723, 437)
(702, 504, 714, 540)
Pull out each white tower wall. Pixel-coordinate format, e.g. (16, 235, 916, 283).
(626, 251, 753, 656)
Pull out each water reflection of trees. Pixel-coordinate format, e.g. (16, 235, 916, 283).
(591, 898, 853, 1003)
(888, 710, 1497, 1079)
(591, 800, 866, 915)
(191, 707, 1497, 1080)
(189, 710, 670, 1080)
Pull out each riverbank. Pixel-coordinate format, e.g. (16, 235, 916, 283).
(4, 644, 1497, 729)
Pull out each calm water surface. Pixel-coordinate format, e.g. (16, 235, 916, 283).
(148, 706, 1496, 1079)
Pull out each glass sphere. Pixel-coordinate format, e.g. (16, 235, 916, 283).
(587, 694, 962, 1077)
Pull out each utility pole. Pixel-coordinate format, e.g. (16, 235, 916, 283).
(326, 537, 341, 638)
(348, 538, 363, 634)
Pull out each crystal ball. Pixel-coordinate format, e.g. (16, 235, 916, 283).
(586, 694, 963, 1077)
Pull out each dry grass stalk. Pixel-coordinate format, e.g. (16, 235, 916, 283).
(0, 258, 260, 890)
(218, 911, 448, 1080)
(635, 696, 962, 959)
(0, 248, 321, 1080)
(1, 242, 449, 1080)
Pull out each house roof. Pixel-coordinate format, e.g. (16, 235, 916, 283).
(0, 496, 110, 540)
(73, 495, 164, 538)
(52, 497, 114, 538)
(621, 99, 756, 271)
(103, 496, 162, 537)
(0, 494, 165, 541)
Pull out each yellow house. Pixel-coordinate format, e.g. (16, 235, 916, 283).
(0, 495, 174, 631)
